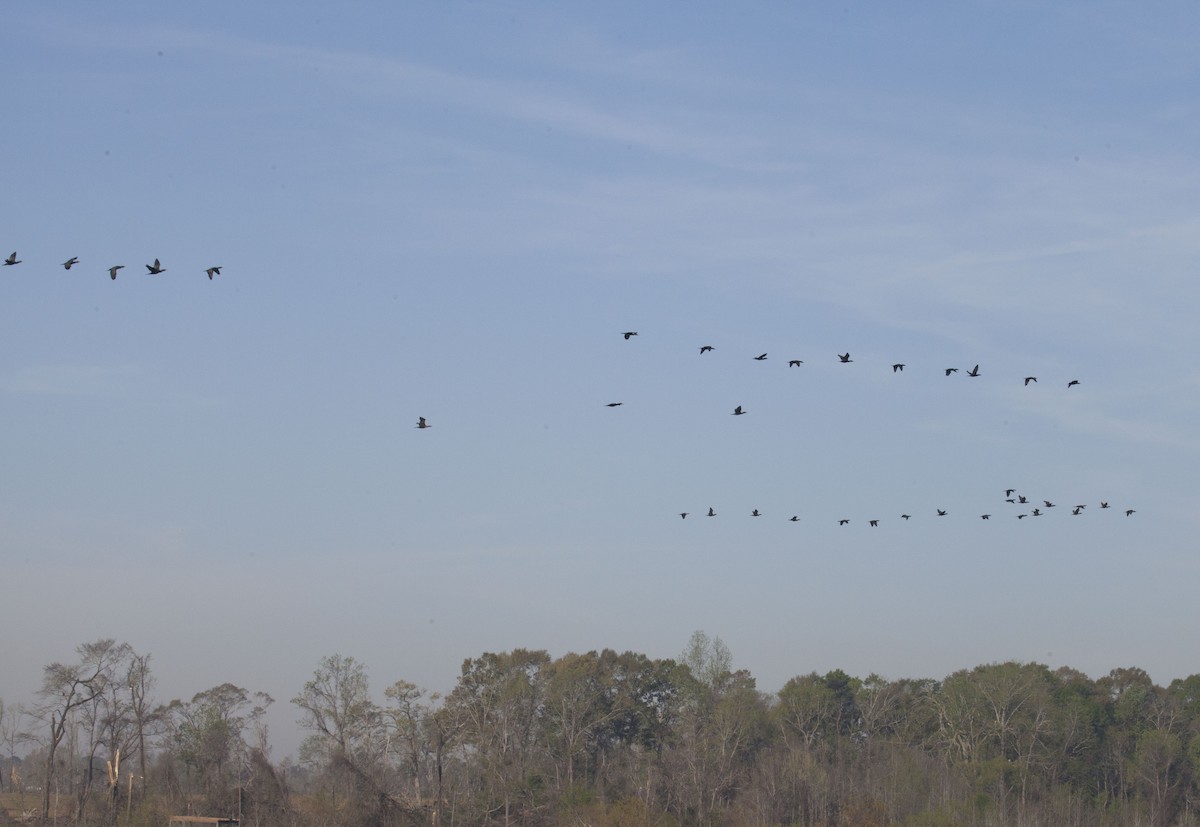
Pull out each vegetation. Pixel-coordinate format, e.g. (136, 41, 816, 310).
(3, 634, 1199, 827)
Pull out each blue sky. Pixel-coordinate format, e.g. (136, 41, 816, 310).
(3, 2, 1198, 757)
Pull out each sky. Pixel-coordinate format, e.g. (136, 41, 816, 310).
(2, 2, 1198, 759)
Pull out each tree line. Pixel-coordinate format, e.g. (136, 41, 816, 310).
(2, 633, 1198, 827)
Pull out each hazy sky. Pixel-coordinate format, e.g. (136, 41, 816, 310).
(3, 2, 1198, 758)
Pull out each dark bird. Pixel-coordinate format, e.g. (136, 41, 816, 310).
(680, 513, 688, 519)
(839, 519, 850, 525)
(1032, 508, 1042, 516)
(1125, 509, 1136, 517)
(967, 364, 980, 377)
(751, 509, 761, 517)
(1018, 495, 1028, 504)
(789, 515, 800, 522)
(1068, 379, 1080, 388)
(937, 509, 947, 516)
(869, 519, 879, 527)
(838, 353, 852, 363)
(900, 514, 911, 520)
(1075, 505, 1087, 510)
(707, 507, 716, 517)
(892, 363, 905, 372)
(1100, 502, 1110, 509)
(416, 417, 430, 429)
(62, 257, 79, 270)
(146, 258, 166, 274)
(1005, 489, 1016, 497)
(1072, 507, 1083, 515)
(1044, 500, 1055, 508)
(4, 252, 20, 266)
(981, 514, 991, 520)
(622, 331, 638, 340)
(1024, 376, 1037, 386)
(1017, 514, 1028, 519)
(605, 402, 623, 407)
(700, 345, 714, 353)
(753, 353, 768, 361)
(1006, 498, 1016, 503)
(205, 266, 222, 280)
(732, 405, 746, 415)
(945, 368, 958, 376)
(789, 359, 803, 367)
(108, 265, 124, 280)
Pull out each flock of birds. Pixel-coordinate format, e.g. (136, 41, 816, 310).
(4, 251, 221, 280)
(675, 494, 1136, 525)
(412, 331, 1137, 525)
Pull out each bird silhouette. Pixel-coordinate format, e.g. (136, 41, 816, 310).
(967, 365, 980, 377)
(869, 519, 879, 527)
(945, 368, 958, 376)
(707, 507, 716, 517)
(1100, 502, 1110, 509)
(754, 353, 768, 361)
(1032, 508, 1042, 516)
(839, 519, 850, 525)
(605, 402, 623, 407)
(1072, 507, 1083, 515)
(1005, 489, 1016, 497)
(145, 259, 166, 275)
(1017, 514, 1028, 519)
(732, 406, 746, 415)
(680, 513, 688, 519)
(981, 514, 991, 520)
(1018, 495, 1028, 504)
(900, 514, 911, 520)
(108, 265, 124, 280)
(1125, 509, 1136, 517)
(751, 509, 761, 517)
(838, 353, 852, 363)
(62, 257, 79, 270)
(699, 345, 714, 353)
(937, 509, 947, 516)
(892, 364, 905, 372)
(1068, 379, 1080, 388)
(4, 252, 20, 266)
(1044, 500, 1055, 508)
(416, 417, 431, 429)
(789, 515, 800, 522)
(1024, 376, 1037, 386)
(789, 359, 803, 367)
(205, 266, 221, 280)
(622, 331, 638, 340)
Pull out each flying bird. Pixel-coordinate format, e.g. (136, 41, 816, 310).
(1032, 508, 1042, 516)
(707, 507, 716, 517)
(1018, 495, 1028, 504)
(789, 359, 803, 367)
(892, 364, 905, 372)
(789, 515, 800, 522)
(1024, 376, 1037, 386)
(699, 345, 714, 353)
(416, 417, 431, 429)
(967, 365, 980, 377)
(62, 257, 79, 269)
(1068, 380, 1080, 388)
(4, 252, 20, 266)
(145, 259, 166, 274)
(1005, 489, 1016, 497)
(937, 509, 947, 516)
(981, 514, 991, 520)
(622, 331, 638, 340)
(205, 266, 222, 279)
(1125, 509, 1136, 516)
(732, 406, 746, 415)
(839, 519, 850, 525)
(1100, 502, 1110, 509)
(680, 513, 688, 519)
(751, 509, 761, 517)
(753, 353, 768, 361)
(1072, 507, 1083, 515)
(1017, 514, 1028, 519)
(945, 368, 958, 376)
(1044, 500, 1055, 508)
(108, 265, 124, 280)
(900, 514, 911, 520)
(605, 402, 623, 407)
(838, 353, 852, 363)
(869, 520, 879, 527)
